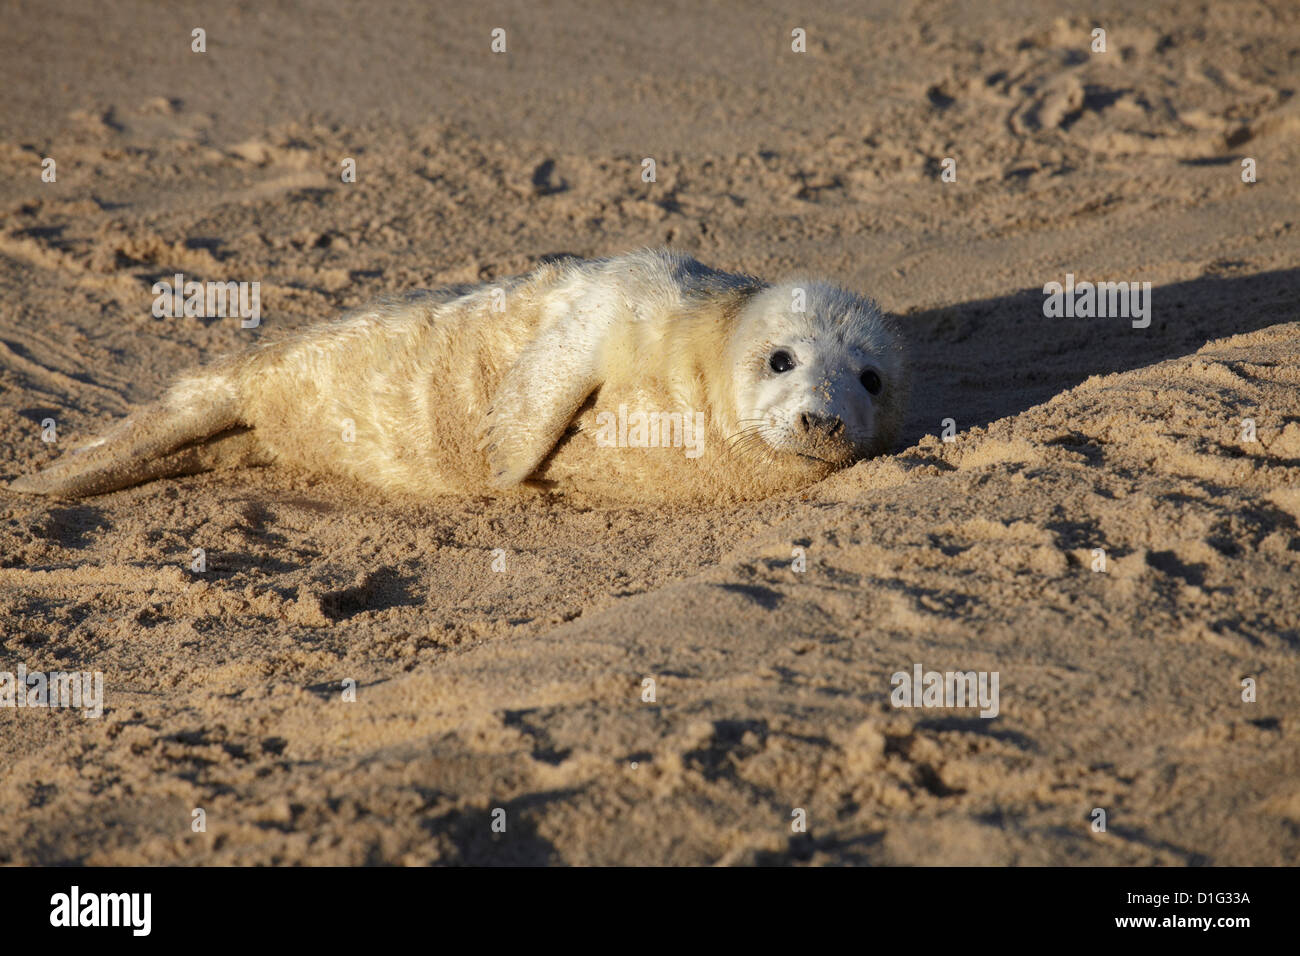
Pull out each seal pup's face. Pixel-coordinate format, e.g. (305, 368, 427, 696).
(726, 281, 906, 468)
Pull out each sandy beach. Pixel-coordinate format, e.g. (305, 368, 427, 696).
(1, 0, 1297, 864)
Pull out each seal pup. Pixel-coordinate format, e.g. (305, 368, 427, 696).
(10, 249, 907, 503)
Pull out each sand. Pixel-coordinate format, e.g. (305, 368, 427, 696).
(0, 0, 1297, 864)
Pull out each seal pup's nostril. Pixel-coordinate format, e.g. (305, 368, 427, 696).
(799, 412, 845, 436)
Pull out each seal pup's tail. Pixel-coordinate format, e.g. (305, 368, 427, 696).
(8, 372, 270, 497)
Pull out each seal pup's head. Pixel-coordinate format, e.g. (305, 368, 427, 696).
(725, 280, 907, 469)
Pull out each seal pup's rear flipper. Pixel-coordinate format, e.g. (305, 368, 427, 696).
(8, 373, 262, 497)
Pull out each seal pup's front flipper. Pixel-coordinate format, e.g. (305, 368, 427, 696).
(476, 313, 607, 488)
(8, 372, 259, 497)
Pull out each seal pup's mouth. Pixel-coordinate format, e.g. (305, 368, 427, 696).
(746, 428, 862, 468)
(789, 430, 866, 467)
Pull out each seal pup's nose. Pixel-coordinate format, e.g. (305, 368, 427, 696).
(798, 412, 845, 437)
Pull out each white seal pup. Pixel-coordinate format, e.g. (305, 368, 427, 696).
(10, 249, 907, 503)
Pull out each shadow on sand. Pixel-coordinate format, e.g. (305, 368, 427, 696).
(898, 266, 1299, 444)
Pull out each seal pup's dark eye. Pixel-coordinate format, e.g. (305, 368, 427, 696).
(769, 350, 795, 373)
(859, 369, 882, 395)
